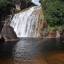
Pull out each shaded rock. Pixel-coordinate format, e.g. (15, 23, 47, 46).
(36, 9, 48, 37)
(0, 22, 4, 33)
(0, 37, 5, 43)
(1, 23, 18, 41)
(60, 30, 64, 43)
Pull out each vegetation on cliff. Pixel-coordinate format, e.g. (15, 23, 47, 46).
(40, 0, 64, 28)
(0, 0, 33, 20)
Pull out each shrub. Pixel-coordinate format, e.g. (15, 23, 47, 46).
(40, 0, 64, 27)
(0, 0, 14, 20)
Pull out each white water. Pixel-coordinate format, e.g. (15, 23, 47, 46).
(10, 6, 41, 37)
(32, 0, 41, 6)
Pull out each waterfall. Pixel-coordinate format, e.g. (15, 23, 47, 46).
(32, 0, 41, 6)
(10, 6, 42, 38)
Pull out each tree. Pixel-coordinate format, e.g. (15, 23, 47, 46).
(0, 0, 15, 20)
(0, 0, 32, 20)
(40, 0, 64, 27)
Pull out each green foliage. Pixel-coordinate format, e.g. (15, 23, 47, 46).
(0, 0, 13, 9)
(0, 0, 14, 20)
(40, 0, 64, 27)
(0, 0, 32, 20)
(48, 26, 57, 32)
(0, 0, 8, 8)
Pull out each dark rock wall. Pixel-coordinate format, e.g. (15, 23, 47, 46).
(1, 22, 17, 41)
(0, 22, 4, 33)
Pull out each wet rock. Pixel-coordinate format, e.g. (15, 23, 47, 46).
(0, 37, 5, 42)
(48, 31, 56, 38)
(0, 22, 4, 33)
(60, 30, 64, 43)
(1, 23, 18, 41)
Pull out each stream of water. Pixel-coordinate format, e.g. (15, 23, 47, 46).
(10, 6, 41, 37)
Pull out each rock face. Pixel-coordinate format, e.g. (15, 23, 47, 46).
(0, 22, 4, 33)
(1, 22, 17, 41)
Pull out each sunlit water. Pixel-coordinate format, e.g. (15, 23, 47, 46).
(32, 0, 41, 6)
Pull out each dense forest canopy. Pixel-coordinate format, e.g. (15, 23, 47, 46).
(40, 0, 64, 27)
(0, 0, 32, 20)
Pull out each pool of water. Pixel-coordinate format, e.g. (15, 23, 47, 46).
(0, 38, 64, 64)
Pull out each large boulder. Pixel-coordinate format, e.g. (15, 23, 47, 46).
(1, 23, 18, 41)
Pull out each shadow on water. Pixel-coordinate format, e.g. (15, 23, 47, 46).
(0, 38, 64, 58)
(0, 38, 64, 64)
(0, 41, 17, 58)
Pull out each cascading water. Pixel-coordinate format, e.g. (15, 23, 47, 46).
(32, 0, 41, 6)
(10, 6, 42, 37)
(10, 0, 42, 38)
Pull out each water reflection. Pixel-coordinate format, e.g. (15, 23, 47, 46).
(0, 38, 64, 64)
(0, 41, 17, 58)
